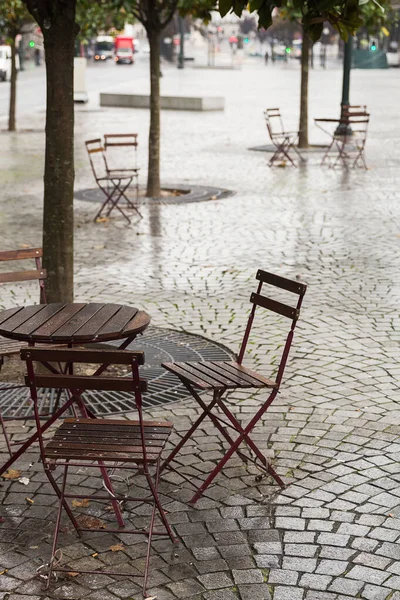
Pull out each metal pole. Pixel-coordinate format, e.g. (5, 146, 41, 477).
(177, 16, 184, 69)
(336, 37, 353, 135)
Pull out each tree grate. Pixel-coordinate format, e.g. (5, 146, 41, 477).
(0, 327, 233, 417)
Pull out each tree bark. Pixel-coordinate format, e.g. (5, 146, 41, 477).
(41, 9, 76, 302)
(298, 30, 310, 149)
(146, 28, 161, 197)
(8, 35, 17, 132)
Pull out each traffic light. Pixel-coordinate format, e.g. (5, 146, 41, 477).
(285, 47, 291, 54)
(370, 40, 377, 51)
(29, 40, 35, 48)
(244, 37, 249, 44)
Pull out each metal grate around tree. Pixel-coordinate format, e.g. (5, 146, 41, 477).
(0, 327, 233, 417)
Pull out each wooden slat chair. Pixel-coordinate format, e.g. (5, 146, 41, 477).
(264, 108, 305, 167)
(103, 133, 140, 202)
(0, 248, 47, 454)
(21, 347, 176, 597)
(85, 138, 142, 225)
(161, 270, 307, 504)
(315, 105, 370, 169)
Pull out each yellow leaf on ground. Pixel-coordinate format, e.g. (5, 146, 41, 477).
(2, 469, 21, 480)
(95, 217, 109, 223)
(67, 572, 80, 577)
(25, 498, 34, 505)
(109, 543, 124, 552)
(0, 569, 8, 575)
(72, 498, 90, 508)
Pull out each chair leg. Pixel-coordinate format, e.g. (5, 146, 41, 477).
(44, 465, 81, 534)
(142, 459, 177, 597)
(45, 464, 72, 589)
(0, 411, 13, 458)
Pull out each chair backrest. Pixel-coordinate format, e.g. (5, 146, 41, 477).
(103, 133, 138, 173)
(342, 105, 369, 138)
(21, 347, 149, 462)
(85, 138, 107, 180)
(264, 108, 285, 139)
(0, 248, 46, 303)
(238, 270, 307, 387)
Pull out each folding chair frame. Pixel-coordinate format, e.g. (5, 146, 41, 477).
(264, 108, 305, 167)
(161, 270, 307, 504)
(0, 248, 47, 456)
(85, 138, 142, 224)
(22, 347, 176, 598)
(316, 105, 369, 169)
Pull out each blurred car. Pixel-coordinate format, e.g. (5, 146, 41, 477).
(271, 43, 288, 61)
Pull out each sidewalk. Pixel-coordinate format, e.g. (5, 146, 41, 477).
(1, 62, 400, 600)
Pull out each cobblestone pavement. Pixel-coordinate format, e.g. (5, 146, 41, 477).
(1, 62, 400, 600)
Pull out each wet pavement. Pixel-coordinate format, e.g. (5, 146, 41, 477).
(1, 60, 400, 600)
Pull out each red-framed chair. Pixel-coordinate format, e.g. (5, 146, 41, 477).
(160, 270, 307, 504)
(21, 346, 176, 597)
(264, 108, 305, 167)
(85, 137, 142, 224)
(0, 248, 47, 456)
(315, 105, 369, 169)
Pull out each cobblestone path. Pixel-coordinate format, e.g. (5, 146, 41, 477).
(1, 62, 400, 600)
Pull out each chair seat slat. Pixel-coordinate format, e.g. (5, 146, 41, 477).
(209, 361, 265, 387)
(162, 362, 210, 389)
(62, 417, 171, 428)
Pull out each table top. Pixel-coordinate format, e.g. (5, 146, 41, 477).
(0, 303, 150, 344)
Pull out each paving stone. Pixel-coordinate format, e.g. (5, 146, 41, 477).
(268, 569, 299, 585)
(204, 591, 239, 600)
(272, 586, 304, 600)
(362, 584, 391, 600)
(316, 534, 350, 547)
(254, 542, 282, 555)
(345, 565, 390, 585)
(316, 561, 348, 576)
(197, 572, 233, 590)
(167, 578, 205, 598)
(281, 557, 317, 573)
(328, 578, 364, 596)
(299, 574, 332, 591)
(232, 569, 263, 584)
(275, 517, 305, 531)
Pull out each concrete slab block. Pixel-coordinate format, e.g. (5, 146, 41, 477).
(100, 93, 224, 111)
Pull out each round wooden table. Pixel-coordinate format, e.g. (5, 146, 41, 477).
(0, 302, 150, 345)
(0, 302, 151, 480)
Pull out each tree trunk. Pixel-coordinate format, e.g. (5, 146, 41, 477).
(146, 28, 161, 197)
(8, 35, 17, 132)
(298, 31, 310, 149)
(42, 11, 76, 302)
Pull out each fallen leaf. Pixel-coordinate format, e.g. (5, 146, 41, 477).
(25, 497, 34, 505)
(67, 572, 80, 577)
(2, 469, 21, 480)
(95, 217, 109, 223)
(0, 569, 8, 576)
(18, 477, 30, 485)
(29, 545, 39, 549)
(109, 543, 124, 552)
(72, 498, 90, 508)
(76, 515, 105, 529)
(92, 553, 99, 558)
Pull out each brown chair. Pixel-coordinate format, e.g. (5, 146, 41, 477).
(264, 108, 305, 167)
(85, 136, 142, 224)
(0, 248, 47, 456)
(21, 347, 176, 597)
(161, 270, 307, 504)
(315, 105, 370, 169)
